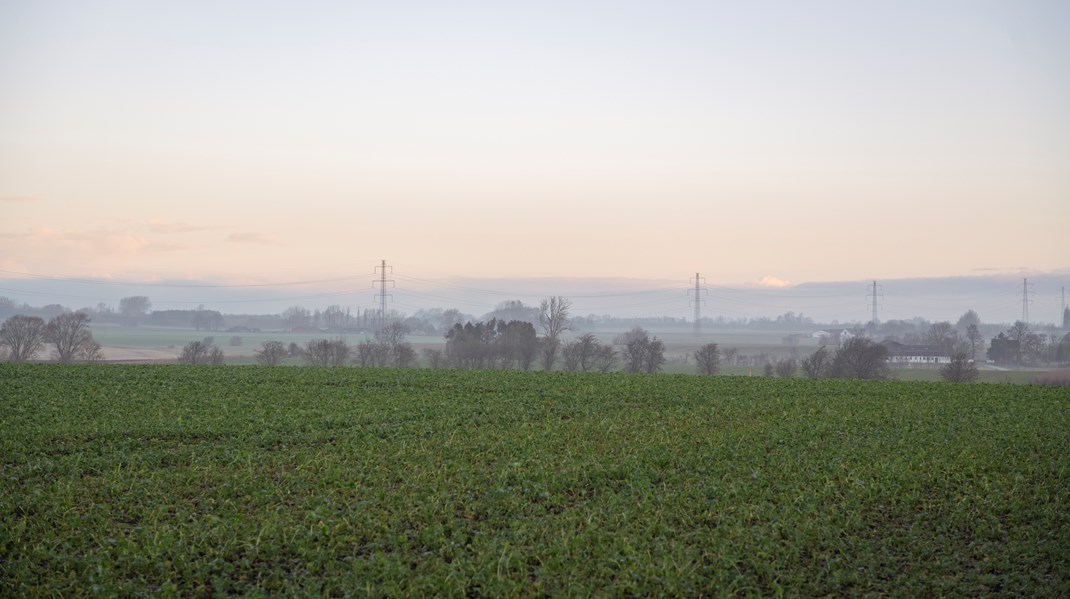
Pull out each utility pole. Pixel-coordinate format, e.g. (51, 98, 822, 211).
(867, 281, 883, 326)
(373, 260, 394, 331)
(688, 273, 707, 336)
(1021, 278, 1033, 324)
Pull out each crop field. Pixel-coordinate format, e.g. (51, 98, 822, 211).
(2, 365, 1068, 596)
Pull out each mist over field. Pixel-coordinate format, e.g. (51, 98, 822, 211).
(1, 271, 1067, 326)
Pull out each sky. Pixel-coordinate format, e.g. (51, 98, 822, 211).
(2, 0, 1068, 294)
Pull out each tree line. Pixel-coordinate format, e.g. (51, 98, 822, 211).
(0, 313, 102, 363)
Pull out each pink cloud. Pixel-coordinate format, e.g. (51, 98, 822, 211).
(754, 275, 794, 288)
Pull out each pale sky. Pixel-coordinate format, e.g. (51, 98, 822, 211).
(2, 0, 1068, 288)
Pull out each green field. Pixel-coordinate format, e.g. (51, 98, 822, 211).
(2, 365, 1068, 596)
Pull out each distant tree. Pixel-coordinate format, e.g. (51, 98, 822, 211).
(940, 352, 978, 383)
(192, 306, 224, 331)
(538, 297, 571, 370)
(422, 348, 446, 368)
(1057, 332, 1070, 364)
(440, 309, 467, 330)
(616, 328, 665, 374)
(119, 296, 151, 327)
(287, 342, 304, 357)
(282, 306, 312, 330)
(722, 347, 739, 366)
(1, 315, 47, 362)
(1006, 321, 1031, 365)
(1021, 332, 1045, 365)
(831, 337, 889, 380)
(495, 320, 539, 370)
(374, 322, 417, 367)
(643, 337, 666, 373)
(618, 328, 653, 373)
(322, 305, 350, 329)
(562, 333, 601, 372)
(179, 341, 211, 364)
(393, 343, 417, 368)
(484, 300, 540, 324)
(986, 333, 1018, 365)
(208, 346, 225, 365)
(305, 338, 350, 367)
(229, 336, 243, 347)
(774, 358, 797, 378)
(592, 344, 618, 373)
(356, 339, 390, 367)
(801, 346, 832, 379)
(254, 340, 287, 366)
(1064, 307, 1070, 330)
(965, 324, 983, 360)
(45, 312, 102, 363)
(694, 343, 721, 375)
(763, 362, 775, 377)
(925, 321, 959, 355)
(955, 309, 981, 332)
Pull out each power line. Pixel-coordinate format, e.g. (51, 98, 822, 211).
(1021, 278, 1034, 324)
(867, 281, 884, 325)
(689, 273, 707, 335)
(373, 260, 394, 331)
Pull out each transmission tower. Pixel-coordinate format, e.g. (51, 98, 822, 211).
(1021, 278, 1034, 324)
(867, 281, 884, 325)
(688, 272, 707, 335)
(373, 260, 394, 331)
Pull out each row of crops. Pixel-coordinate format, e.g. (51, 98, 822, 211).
(2, 364, 1068, 596)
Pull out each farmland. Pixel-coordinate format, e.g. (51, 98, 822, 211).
(2, 365, 1068, 596)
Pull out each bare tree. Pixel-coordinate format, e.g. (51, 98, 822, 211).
(562, 333, 603, 372)
(801, 346, 832, 378)
(209, 346, 225, 365)
(375, 322, 417, 368)
(255, 340, 288, 366)
(940, 352, 978, 383)
(1007, 321, 1031, 365)
(356, 339, 390, 367)
(694, 343, 721, 375)
(45, 312, 102, 363)
(1, 315, 47, 362)
(722, 347, 739, 367)
(179, 341, 210, 364)
(119, 296, 151, 327)
(774, 358, 797, 378)
(831, 337, 889, 380)
(593, 344, 618, 372)
(538, 296, 571, 370)
(619, 328, 665, 374)
(925, 321, 959, 355)
(422, 347, 445, 368)
(643, 338, 665, 373)
(305, 338, 350, 367)
(282, 306, 312, 330)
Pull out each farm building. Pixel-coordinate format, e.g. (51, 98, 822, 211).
(811, 328, 854, 345)
(883, 341, 951, 366)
